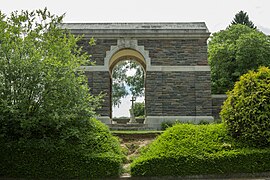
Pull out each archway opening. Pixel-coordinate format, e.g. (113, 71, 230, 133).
(109, 49, 146, 123)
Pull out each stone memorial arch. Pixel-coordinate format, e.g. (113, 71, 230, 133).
(62, 23, 214, 129)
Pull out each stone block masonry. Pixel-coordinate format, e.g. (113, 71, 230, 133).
(62, 23, 214, 129)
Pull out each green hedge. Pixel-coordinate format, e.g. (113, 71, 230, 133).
(131, 124, 270, 177)
(221, 67, 270, 147)
(0, 119, 123, 179)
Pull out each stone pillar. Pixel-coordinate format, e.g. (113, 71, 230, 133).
(85, 71, 111, 124)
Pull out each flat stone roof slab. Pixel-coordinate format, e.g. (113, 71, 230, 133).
(61, 22, 210, 39)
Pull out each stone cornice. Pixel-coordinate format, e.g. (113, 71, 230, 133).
(60, 22, 210, 39)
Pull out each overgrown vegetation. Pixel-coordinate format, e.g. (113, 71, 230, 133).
(0, 9, 123, 178)
(221, 67, 270, 147)
(131, 124, 270, 177)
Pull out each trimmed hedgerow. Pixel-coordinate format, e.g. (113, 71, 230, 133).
(221, 67, 270, 147)
(131, 124, 270, 177)
(0, 119, 124, 179)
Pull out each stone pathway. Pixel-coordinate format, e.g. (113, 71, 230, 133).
(112, 132, 160, 177)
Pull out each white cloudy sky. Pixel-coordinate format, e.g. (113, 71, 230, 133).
(1, 0, 270, 117)
(1, 0, 270, 34)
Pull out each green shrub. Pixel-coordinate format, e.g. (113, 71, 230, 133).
(0, 118, 124, 179)
(131, 124, 270, 177)
(221, 67, 270, 147)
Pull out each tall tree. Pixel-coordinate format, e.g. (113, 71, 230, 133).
(208, 24, 270, 94)
(231, 10, 256, 29)
(0, 9, 101, 140)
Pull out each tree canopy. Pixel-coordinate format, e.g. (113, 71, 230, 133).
(208, 24, 270, 94)
(0, 9, 101, 140)
(230, 10, 256, 29)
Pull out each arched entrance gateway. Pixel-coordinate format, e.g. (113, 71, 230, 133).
(62, 23, 214, 129)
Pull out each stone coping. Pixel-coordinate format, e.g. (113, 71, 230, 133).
(60, 22, 210, 39)
(61, 22, 209, 31)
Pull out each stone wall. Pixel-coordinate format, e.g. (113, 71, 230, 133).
(212, 94, 227, 119)
(82, 37, 213, 125)
(139, 39, 208, 66)
(146, 71, 212, 117)
(63, 23, 213, 127)
(85, 71, 111, 117)
(78, 39, 117, 65)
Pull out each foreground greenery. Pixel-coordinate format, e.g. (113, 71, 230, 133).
(0, 119, 124, 178)
(0, 9, 123, 178)
(131, 124, 270, 177)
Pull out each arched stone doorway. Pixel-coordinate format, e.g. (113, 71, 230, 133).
(63, 23, 214, 129)
(105, 41, 149, 119)
(109, 49, 146, 119)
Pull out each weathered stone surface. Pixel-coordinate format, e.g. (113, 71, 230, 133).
(139, 39, 208, 66)
(146, 71, 212, 116)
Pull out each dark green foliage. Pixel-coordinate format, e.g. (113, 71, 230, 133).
(0, 119, 124, 179)
(231, 10, 256, 29)
(133, 102, 145, 117)
(208, 24, 270, 94)
(221, 67, 270, 147)
(131, 124, 270, 177)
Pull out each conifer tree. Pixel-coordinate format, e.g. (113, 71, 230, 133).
(231, 10, 256, 29)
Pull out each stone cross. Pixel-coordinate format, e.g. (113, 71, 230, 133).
(129, 96, 137, 123)
(130, 96, 136, 110)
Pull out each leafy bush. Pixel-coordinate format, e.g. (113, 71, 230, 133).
(221, 67, 270, 147)
(131, 124, 270, 177)
(0, 118, 124, 179)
